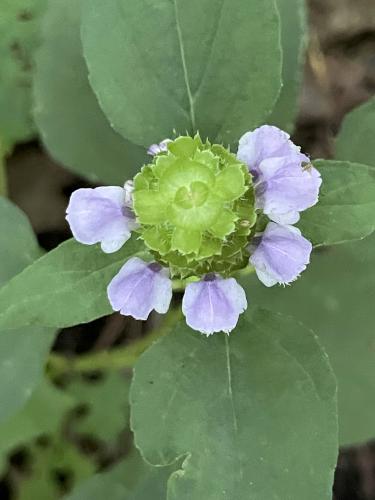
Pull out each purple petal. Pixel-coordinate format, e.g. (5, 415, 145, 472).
(254, 158, 322, 224)
(66, 187, 137, 253)
(107, 258, 172, 320)
(250, 223, 312, 287)
(237, 125, 309, 176)
(147, 139, 171, 156)
(182, 274, 247, 335)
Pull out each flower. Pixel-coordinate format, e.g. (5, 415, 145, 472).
(66, 186, 138, 253)
(182, 274, 247, 335)
(66, 130, 320, 336)
(237, 125, 321, 224)
(147, 139, 171, 156)
(249, 222, 312, 287)
(253, 157, 322, 224)
(107, 258, 173, 320)
(237, 125, 308, 176)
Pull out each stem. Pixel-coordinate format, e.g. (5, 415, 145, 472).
(48, 308, 182, 376)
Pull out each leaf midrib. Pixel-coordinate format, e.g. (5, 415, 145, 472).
(172, 0, 196, 131)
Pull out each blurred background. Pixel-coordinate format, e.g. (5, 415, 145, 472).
(1, 0, 375, 498)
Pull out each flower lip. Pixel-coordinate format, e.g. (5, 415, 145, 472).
(250, 222, 312, 287)
(237, 126, 321, 225)
(182, 274, 247, 335)
(66, 186, 138, 254)
(237, 125, 309, 173)
(107, 257, 172, 321)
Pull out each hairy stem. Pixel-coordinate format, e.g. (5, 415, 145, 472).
(48, 308, 182, 376)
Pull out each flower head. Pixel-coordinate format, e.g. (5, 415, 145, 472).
(66, 128, 320, 336)
(182, 274, 247, 335)
(66, 186, 138, 254)
(133, 134, 256, 279)
(250, 222, 312, 287)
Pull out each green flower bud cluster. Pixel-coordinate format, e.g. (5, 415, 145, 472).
(133, 135, 257, 279)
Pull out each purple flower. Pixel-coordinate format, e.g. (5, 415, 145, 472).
(237, 125, 309, 176)
(147, 139, 171, 156)
(107, 258, 173, 320)
(237, 125, 321, 224)
(250, 222, 312, 287)
(182, 274, 247, 335)
(66, 187, 138, 253)
(253, 157, 322, 224)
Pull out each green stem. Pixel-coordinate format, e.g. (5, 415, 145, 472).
(48, 308, 182, 376)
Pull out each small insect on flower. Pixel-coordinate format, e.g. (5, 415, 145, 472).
(66, 127, 320, 335)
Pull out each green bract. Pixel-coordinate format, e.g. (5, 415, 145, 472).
(133, 135, 256, 279)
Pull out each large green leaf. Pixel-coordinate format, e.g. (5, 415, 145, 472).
(65, 450, 175, 500)
(33, 0, 147, 185)
(0, 380, 72, 471)
(335, 97, 375, 167)
(130, 309, 338, 500)
(242, 233, 375, 446)
(268, 0, 306, 132)
(299, 160, 375, 246)
(0, 236, 145, 329)
(81, 0, 282, 148)
(0, 197, 41, 281)
(0, 0, 47, 147)
(0, 198, 55, 423)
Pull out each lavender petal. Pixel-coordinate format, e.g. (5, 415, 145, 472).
(182, 275, 247, 335)
(107, 258, 172, 320)
(254, 158, 322, 224)
(66, 186, 137, 253)
(237, 125, 309, 175)
(250, 222, 312, 287)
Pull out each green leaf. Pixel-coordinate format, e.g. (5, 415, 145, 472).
(299, 160, 375, 246)
(65, 449, 176, 500)
(0, 0, 47, 147)
(130, 309, 338, 500)
(0, 328, 55, 424)
(33, 0, 147, 185)
(67, 372, 130, 442)
(268, 0, 306, 132)
(0, 236, 145, 330)
(0, 380, 73, 471)
(0, 197, 41, 281)
(242, 233, 375, 446)
(335, 97, 375, 166)
(0, 198, 55, 423)
(17, 436, 94, 500)
(81, 0, 282, 147)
